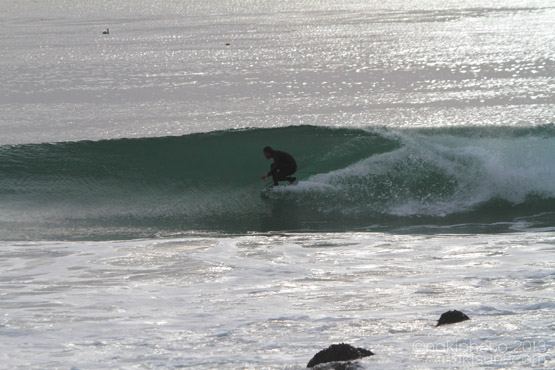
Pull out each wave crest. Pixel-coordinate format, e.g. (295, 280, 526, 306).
(1, 125, 554, 239)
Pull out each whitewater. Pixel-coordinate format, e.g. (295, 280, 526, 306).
(1, 0, 554, 369)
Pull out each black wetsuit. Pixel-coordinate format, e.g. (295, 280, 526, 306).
(268, 150, 297, 185)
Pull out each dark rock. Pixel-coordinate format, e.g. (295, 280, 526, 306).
(437, 310, 470, 326)
(312, 361, 364, 370)
(307, 343, 374, 368)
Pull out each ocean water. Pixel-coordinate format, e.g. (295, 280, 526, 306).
(1, 0, 554, 369)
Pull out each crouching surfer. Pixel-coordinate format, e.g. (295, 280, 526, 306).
(260, 146, 297, 187)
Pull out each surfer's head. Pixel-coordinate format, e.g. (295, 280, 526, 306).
(263, 146, 274, 159)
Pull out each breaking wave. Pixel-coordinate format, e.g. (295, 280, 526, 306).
(1, 125, 554, 240)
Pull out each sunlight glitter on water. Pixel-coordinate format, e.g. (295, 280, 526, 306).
(1, 232, 553, 368)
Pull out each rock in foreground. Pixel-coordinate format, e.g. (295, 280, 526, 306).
(307, 343, 374, 368)
(310, 362, 364, 370)
(437, 310, 470, 326)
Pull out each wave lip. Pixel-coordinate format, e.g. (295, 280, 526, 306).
(0, 125, 554, 239)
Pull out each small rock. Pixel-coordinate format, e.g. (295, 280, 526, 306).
(312, 361, 363, 370)
(307, 343, 374, 368)
(437, 310, 470, 326)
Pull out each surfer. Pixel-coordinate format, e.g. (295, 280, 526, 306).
(260, 146, 297, 186)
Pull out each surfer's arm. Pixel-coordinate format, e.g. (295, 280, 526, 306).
(261, 164, 277, 180)
(267, 162, 278, 176)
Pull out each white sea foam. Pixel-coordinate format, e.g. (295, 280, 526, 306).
(304, 131, 555, 218)
(0, 233, 553, 369)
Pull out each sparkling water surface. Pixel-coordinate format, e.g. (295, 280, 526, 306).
(1, 233, 553, 369)
(1, 0, 553, 144)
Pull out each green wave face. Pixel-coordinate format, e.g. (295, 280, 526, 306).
(1, 125, 554, 240)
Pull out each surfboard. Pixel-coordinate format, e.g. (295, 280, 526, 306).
(260, 181, 299, 197)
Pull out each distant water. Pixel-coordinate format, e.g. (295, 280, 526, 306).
(0, 1, 554, 369)
(1, 1, 553, 144)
